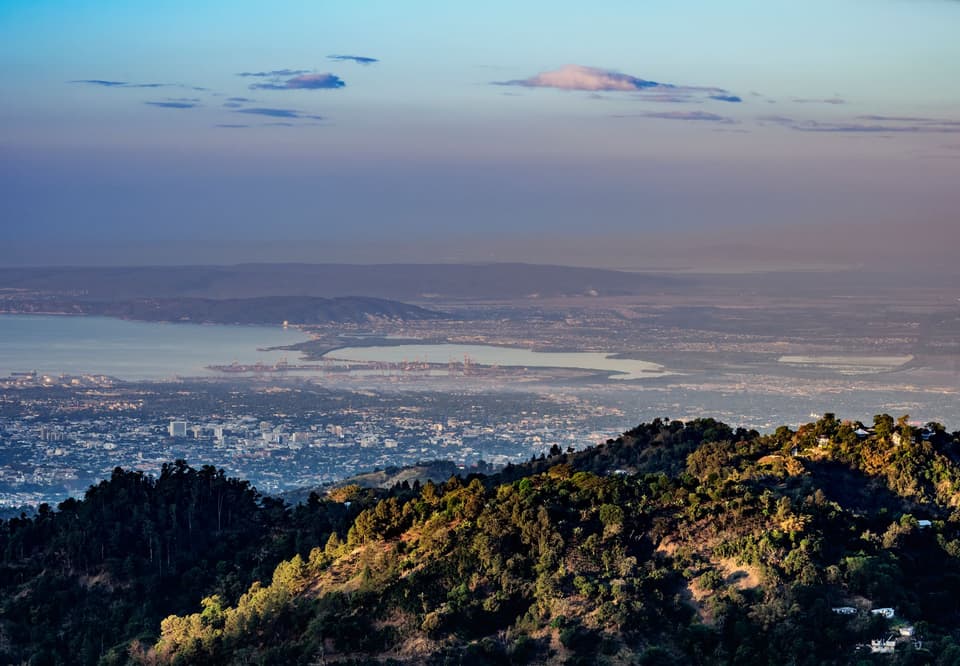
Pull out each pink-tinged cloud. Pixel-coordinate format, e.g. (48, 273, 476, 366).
(498, 64, 670, 92)
(494, 64, 740, 105)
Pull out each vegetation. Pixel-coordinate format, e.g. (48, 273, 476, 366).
(0, 461, 364, 665)
(4, 415, 960, 664)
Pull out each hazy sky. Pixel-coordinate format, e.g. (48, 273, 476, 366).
(2, 0, 959, 270)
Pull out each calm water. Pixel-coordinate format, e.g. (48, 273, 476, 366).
(324, 344, 672, 380)
(0, 315, 307, 380)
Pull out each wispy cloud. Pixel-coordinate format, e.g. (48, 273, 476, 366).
(222, 96, 254, 108)
(234, 107, 324, 120)
(70, 79, 128, 87)
(791, 121, 930, 133)
(589, 92, 701, 104)
(856, 115, 951, 123)
(237, 69, 310, 78)
(215, 124, 250, 128)
(709, 94, 742, 103)
(70, 80, 207, 91)
(756, 114, 797, 125)
(249, 73, 345, 91)
(643, 94, 700, 104)
(615, 110, 737, 123)
(792, 97, 846, 105)
(328, 54, 378, 65)
(145, 101, 199, 109)
(759, 114, 960, 133)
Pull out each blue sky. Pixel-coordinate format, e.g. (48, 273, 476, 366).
(2, 0, 959, 269)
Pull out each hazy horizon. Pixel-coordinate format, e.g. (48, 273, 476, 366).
(2, 219, 958, 275)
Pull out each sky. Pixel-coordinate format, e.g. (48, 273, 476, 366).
(2, 0, 959, 271)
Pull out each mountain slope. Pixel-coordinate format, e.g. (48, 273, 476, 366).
(141, 416, 960, 665)
(3, 416, 960, 664)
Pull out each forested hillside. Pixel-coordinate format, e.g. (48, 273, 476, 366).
(0, 463, 365, 664)
(4, 415, 960, 665)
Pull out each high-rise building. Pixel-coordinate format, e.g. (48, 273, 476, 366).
(38, 427, 65, 442)
(168, 421, 187, 437)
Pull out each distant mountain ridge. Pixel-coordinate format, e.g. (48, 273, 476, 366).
(0, 295, 443, 325)
(0, 262, 683, 301)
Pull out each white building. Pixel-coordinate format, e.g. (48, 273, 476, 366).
(168, 421, 187, 437)
(869, 639, 896, 654)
